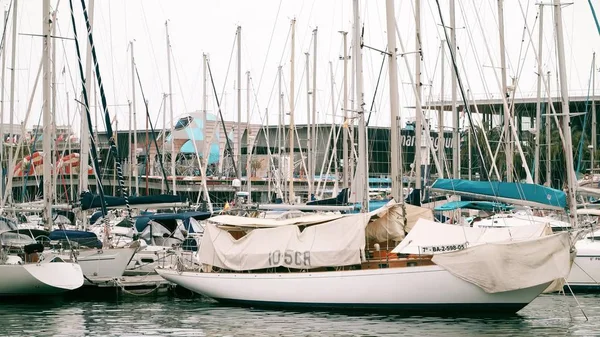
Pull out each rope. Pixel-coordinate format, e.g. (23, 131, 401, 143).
(80, 0, 132, 221)
(68, 0, 108, 219)
(134, 66, 171, 195)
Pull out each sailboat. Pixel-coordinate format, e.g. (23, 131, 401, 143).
(0, 216, 84, 296)
(156, 200, 570, 313)
(0, 0, 85, 297)
(156, 0, 573, 314)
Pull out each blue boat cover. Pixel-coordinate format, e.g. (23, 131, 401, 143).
(434, 201, 513, 212)
(80, 191, 185, 211)
(134, 211, 212, 233)
(430, 179, 567, 210)
(49, 230, 102, 249)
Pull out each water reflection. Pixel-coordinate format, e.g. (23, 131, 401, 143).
(0, 293, 596, 336)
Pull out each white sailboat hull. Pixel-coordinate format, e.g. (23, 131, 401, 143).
(125, 247, 198, 276)
(567, 240, 600, 290)
(0, 262, 84, 296)
(73, 247, 138, 284)
(157, 265, 549, 313)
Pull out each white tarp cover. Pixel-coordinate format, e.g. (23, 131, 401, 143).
(207, 213, 344, 228)
(432, 232, 571, 293)
(366, 203, 434, 242)
(199, 213, 369, 271)
(392, 218, 551, 255)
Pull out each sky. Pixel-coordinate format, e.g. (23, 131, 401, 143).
(2, 0, 600, 136)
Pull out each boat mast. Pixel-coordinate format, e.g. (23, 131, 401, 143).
(553, 0, 577, 225)
(534, 4, 544, 184)
(7, 0, 16, 204)
(68, 92, 73, 201)
(42, 0, 52, 228)
(305, 51, 311, 198)
(0, 9, 7, 201)
(438, 39, 445, 179)
(414, 0, 422, 204)
(498, 0, 512, 182)
(236, 25, 242, 181)
(311, 28, 318, 199)
(289, 19, 296, 204)
(246, 70, 251, 201)
(161, 93, 167, 193)
(80, 0, 94, 209)
(592, 52, 597, 171)
(202, 53, 208, 203)
(353, 0, 368, 212)
(278, 65, 283, 199)
(329, 61, 339, 194)
(130, 41, 139, 196)
(546, 71, 552, 186)
(385, 0, 401, 202)
(341, 31, 349, 189)
(51, 8, 57, 204)
(450, 0, 459, 179)
(166, 21, 176, 195)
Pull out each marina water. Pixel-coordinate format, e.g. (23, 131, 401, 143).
(1, 294, 599, 336)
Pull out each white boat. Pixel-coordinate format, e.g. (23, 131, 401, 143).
(0, 219, 84, 296)
(157, 264, 551, 313)
(566, 234, 600, 290)
(157, 203, 572, 314)
(73, 244, 140, 284)
(0, 257, 84, 296)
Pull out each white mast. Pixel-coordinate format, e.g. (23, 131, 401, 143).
(553, 0, 577, 225)
(593, 53, 597, 171)
(51, 8, 57, 204)
(246, 71, 251, 201)
(353, 0, 368, 212)
(450, 0, 459, 179)
(329, 61, 339, 194)
(414, 0, 422, 203)
(498, 0, 512, 182)
(202, 53, 208, 203)
(341, 31, 349, 189)
(305, 52, 311, 199)
(534, 4, 544, 184)
(68, 92, 73, 201)
(0, 9, 7, 200)
(80, 0, 94, 202)
(278, 65, 283, 199)
(439, 39, 445, 178)
(130, 41, 139, 196)
(546, 71, 552, 186)
(236, 25, 242, 181)
(7, 0, 17, 203)
(161, 93, 167, 193)
(42, 0, 52, 228)
(289, 19, 296, 204)
(128, 100, 132, 191)
(166, 20, 176, 195)
(386, 0, 401, 201)
(311, 28, 318, 199)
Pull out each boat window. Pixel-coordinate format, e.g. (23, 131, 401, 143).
(174, 116, 193, 131)
(0, 217, 17, 231)
(0, 232, 35, 246)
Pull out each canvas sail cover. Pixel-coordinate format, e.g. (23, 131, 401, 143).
(206, 213, 344, 228)
(392, 218, 570, 293)
(366, 203, 434, 242)
(392, 218, 551, 255)
(430, 179, 567, 210)
(199, 213, 369, 271)
(432, 232, 571, 293)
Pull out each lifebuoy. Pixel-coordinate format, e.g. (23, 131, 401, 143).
(14, 152, 44, 176)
